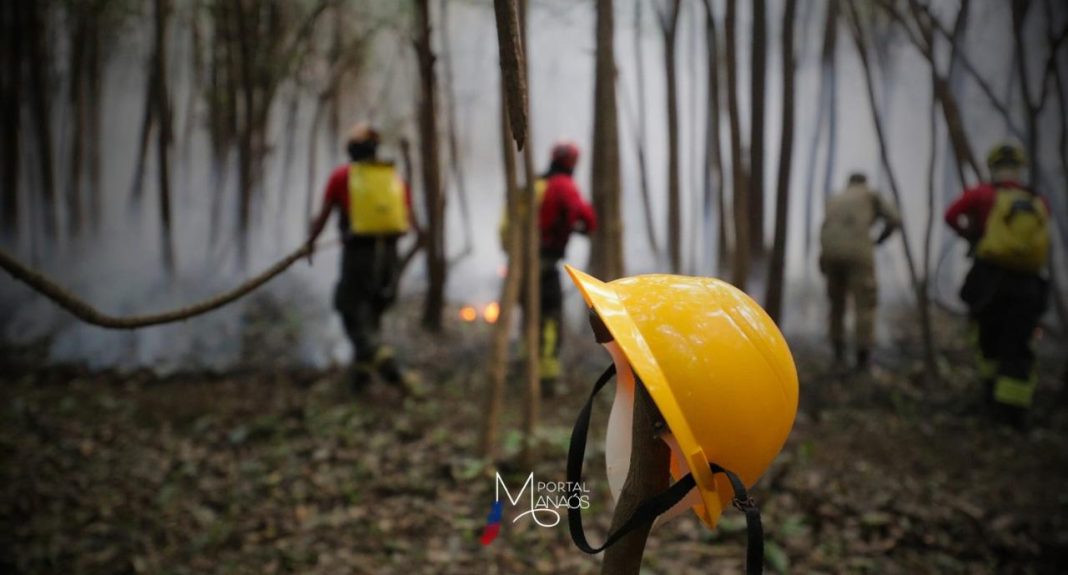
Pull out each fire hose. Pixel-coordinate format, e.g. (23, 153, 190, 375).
(0, 239, 341, 330)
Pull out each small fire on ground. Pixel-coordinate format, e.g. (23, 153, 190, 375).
(459, 302, 500, 324)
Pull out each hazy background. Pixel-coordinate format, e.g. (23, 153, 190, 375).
(1, 0, 1064, 371)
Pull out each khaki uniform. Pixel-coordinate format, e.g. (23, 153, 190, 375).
(819, 184, 900, 351)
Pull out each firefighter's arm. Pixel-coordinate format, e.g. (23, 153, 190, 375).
(306, 203, 332, 264)
(943, 190, 978, 243)
(307, 168, 345, 264)
(874, 193, 900, 245)
(571, 185, 598, 235)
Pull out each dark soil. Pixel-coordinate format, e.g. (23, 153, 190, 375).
(2, 307, 1066, 574)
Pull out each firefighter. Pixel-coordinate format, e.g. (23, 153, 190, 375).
(533, 142, 597, 395)
(306, 123, 413, 391)
(502, 142, 597, 395)
(944, 144, 1050, 425)
(818, 172, 900, 369)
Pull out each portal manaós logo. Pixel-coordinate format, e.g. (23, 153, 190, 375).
(480, 473, 591, 545)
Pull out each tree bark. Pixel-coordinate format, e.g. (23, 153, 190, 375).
(701, 0, 727, 275)
(632, 0, 659, 257)
(68, 7, 87, 237)
(845, 0, 932, 371)
(590, 0, 624, 280)
(440, 0, 475, 262)
(26, 0, 57, 238)
(765, 0, 798, 324)
(659, 0, 682, 273)
(415, 0, 447, 332)
(749, 0, 768, 263)
(725, 0, 749, 289)
(492, 0, 528, 149)
(599, 383, 671, 574)
(85, 8, 103, 233)
(482, 83, 525, 459)
(155, 0, 175, 273)
(517, 0, 540, 470)
(802, 0, 838, 268)
(1, 1, 23, 235)
(919, 18, 939, 374)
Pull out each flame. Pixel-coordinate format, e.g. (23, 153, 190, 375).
(483, 302, 500, 324)
(459, 306, 478, 322)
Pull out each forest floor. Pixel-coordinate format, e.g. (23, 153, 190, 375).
(2, 300, 1067, 575)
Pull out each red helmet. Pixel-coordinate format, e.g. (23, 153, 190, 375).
(551, 141, 581, 172)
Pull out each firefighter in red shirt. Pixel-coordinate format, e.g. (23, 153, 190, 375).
(944, 144, 1051, 425)
(532, 142, 597, 394)
(306, 123, 413, 391)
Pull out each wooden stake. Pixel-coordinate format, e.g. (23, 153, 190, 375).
(601, 383, 671, 574)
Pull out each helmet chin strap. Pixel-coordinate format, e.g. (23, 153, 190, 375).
(566, 363, 765, 575)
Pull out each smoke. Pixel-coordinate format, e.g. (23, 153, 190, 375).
(1, 0, 1063, 371)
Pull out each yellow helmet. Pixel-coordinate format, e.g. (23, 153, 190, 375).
(565, 265, 798, 529)
(986, 143, 1027, 169)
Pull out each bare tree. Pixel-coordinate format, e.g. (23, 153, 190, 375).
(26, 1, 57, 238)
(1, 1, 23, 235)
(68, 2, 88, 237)
(749, 0, 768, 264)
(440, 0, 475, 262)
(701, 0, 727, 274)
(845, 0, 933, 372)
(766, 0, 799, 323)
(657, 0, 683, 273)
(632, 0, 659, 256)
(589, 0, 624, 279)
(482, 84, 525, 459)
(802, 0, 838, 267)
(154, 0, 175, 272)
(415, 0, 447, 332)
(725, 0, 750, 289)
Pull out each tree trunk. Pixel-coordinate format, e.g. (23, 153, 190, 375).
(701, 0, 726, 275)
(599, 383, 671, 574)
(492, 0, 528, 149)
(845, 0, 932, 371)
(85, 9, 103, 233)
(1, 1, 23, 235)
(725, 0, 749, 289)
(517, 0, 540, 470)
(440, 0, 475, 262)
(416, 0, 447, 332)
(68, 9, 87, 237)
(632, 0, 659, 257)
(765, 0, 798, 324)
(802, 0, 838, 267)
(482, 83, 525, 459)
(659, 0, 682, 273)
(590, 0, 624, 280)
(154, 0, 175, 273)
(749, 0, 768, 264)
(234, 0, 256, 267)
(921, 27, 939, 374)
(26, 0, 57, 239)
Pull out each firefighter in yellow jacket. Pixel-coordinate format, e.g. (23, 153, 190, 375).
(819, 173, 901, 368)
(307, 123, 413, 390)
